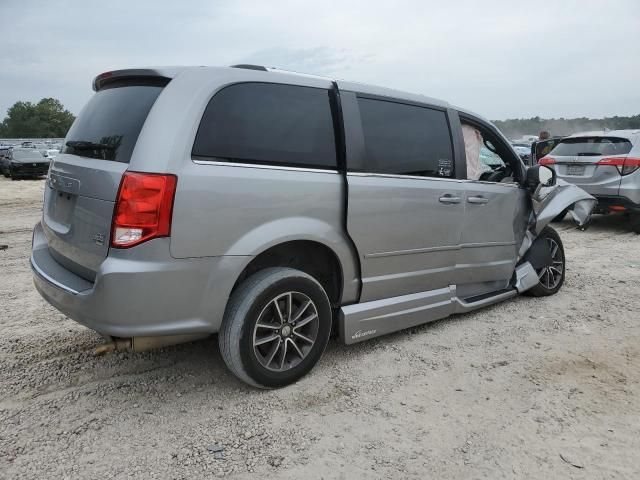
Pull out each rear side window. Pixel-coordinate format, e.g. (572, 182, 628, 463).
(357, 97, 454, 177)
(550, 137, 632, 157)
(192, 83, 337, 169)
(63, 84, 164, 163)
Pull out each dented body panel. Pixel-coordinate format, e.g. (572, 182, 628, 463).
(531, 179, 597, 235)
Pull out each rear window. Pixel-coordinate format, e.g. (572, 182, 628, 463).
(550, 137, 632, 157)
(356, 97, 454, 177)
(63, 84, 164, 163)
(13, 149, 44, 159)
(192, 83, 337, 169)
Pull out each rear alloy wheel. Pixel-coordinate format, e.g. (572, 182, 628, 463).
(219, 267, 332, 388)
(252, 291, 320, 372)
(526, 227, 565, 297)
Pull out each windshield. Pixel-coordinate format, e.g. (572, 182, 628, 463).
(13, 149, 44, 160)
(63, 84, 164, 163)
(550, 137, 632, 157)
(479, 145, 505, 167)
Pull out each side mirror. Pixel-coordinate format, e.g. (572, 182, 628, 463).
(526, 165, 556, 190)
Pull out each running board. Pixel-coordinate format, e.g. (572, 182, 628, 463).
(339, 285, 517, 344)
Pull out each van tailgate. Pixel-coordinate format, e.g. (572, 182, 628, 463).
(40, 77, 168, 281)
(43, 156, 126, 280)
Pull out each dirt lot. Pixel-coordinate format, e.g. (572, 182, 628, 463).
(1, 176, 639, 479)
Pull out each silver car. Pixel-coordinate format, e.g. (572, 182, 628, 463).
(31, 66, 595, 388)
(539, 131, 640, 232)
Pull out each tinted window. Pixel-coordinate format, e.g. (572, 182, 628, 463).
(13, 149, 44, 160)
(192, 83, 337, 169)
(63, 85, 164, 163)
(550, 137, 632, 157)
(357, 97, 454, 177)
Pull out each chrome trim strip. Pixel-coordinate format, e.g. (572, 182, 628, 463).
(363, 259, 514, 285)
(347, 171, 463, 183)
(30, 257, 80, 295)
(367, 244, 457, 258)
(462, 241, 517, 249)
(366, 241, 516, 258)
(192, 159, 339, 174)
(347, 171, 521, 188)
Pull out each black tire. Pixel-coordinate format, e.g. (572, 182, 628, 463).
(631, 214, 640, 234)
(218, 267, 332, 388)
(551, 208, 568, 222)
(525, 226, 565, 297)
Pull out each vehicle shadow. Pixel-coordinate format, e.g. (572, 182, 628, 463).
(557, 212, 634, 234)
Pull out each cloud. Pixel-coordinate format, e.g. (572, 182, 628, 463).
(1, 0, 639, 120)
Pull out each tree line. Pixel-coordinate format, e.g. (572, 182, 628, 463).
(1, 96, 639, 142)
(494, 115, 640, 140)
(0, 98, 75, 138)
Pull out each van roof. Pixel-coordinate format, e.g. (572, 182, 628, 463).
(92, 65, 451, 110)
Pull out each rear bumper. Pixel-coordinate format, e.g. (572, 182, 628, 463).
(593, 195, 640, 213)
(31, 221, 248, 337)
(556, 168, 640, 207)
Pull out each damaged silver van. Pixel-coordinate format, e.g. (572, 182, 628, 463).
(31, 66, 595, 388)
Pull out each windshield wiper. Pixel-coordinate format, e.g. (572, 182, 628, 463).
(576, 152, 601, 156)
(66, 140, 115, 150)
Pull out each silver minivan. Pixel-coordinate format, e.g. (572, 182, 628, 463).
(31, 66, 595, 388)
(539, 131, 640, 232)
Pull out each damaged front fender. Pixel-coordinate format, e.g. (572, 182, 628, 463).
(531, 179, 597, 235)
(517, 179, 597, 266)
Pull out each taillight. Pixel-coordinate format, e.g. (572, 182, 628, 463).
(538, 156, 556, 166)
(597, 156, 640, 175)
(111, 172, 177, 248)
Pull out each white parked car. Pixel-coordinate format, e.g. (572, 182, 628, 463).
(43, 149, 60, 160)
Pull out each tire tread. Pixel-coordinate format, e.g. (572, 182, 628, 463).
(218, 267, 329, 388)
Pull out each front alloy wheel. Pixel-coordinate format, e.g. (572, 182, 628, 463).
(536, 237, 564, 290)
(526, 226, 565, 297)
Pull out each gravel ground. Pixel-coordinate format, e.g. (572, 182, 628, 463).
(1, 176, 639, 479)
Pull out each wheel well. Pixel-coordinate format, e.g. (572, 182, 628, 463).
(232, 241, 343, 306)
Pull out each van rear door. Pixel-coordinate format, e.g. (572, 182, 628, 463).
(42, 75, 169, 281)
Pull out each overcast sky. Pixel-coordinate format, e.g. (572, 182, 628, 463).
(1, 0, 639, 120)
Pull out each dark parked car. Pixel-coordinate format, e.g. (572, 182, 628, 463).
(511, 143, 533, 165)
(1, 148, 50, 179)
(532, 137, 565, 164)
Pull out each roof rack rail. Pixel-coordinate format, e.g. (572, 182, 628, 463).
(230, 64, 268, 72)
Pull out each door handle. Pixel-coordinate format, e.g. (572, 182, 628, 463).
(439, 194, 461, 204)
(467, 196, 489, 205)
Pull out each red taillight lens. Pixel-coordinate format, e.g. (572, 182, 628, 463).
(597, 156, 640, 175)
(111, 172, 177, 248)
(538, 156, 556, 166)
